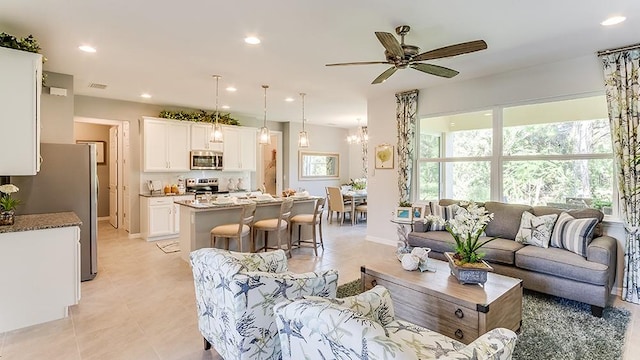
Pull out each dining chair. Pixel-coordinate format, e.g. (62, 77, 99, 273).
(355, 202, 367, 223)
(210, 202, 257, 252)
(289, 197, 325, 255)
(327, 187, 353, 226)
(253, 198, 294, 256)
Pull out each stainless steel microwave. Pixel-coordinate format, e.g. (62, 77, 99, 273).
(190, 150, 223, 170)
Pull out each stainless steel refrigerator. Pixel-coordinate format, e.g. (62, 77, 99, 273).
(12, 143, 98, 281)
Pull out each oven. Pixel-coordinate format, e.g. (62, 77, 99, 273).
(190, 150, 223, 170)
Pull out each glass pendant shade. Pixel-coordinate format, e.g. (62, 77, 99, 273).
(210, 75, 223, 143)
(258, 85, 271, 145)
(298, 92, 309, 148)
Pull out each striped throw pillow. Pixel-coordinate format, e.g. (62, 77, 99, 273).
(550, 212, 598, 257)
(427, 202, 459, 231)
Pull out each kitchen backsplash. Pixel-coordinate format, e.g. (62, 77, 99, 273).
(139, 170, 254, 194)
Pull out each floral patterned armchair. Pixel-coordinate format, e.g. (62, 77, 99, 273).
(274, 285, 517, 360)
(190, 248, 339, 359)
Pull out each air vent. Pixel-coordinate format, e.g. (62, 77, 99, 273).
(89, 83, 107, 89)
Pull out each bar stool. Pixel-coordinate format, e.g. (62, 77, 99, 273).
(289, 198, 325, 255)
(252, 198, 294, 256)
(210, 202, 257, 252)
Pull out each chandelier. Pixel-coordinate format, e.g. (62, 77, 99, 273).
(347, 119, 368, 144)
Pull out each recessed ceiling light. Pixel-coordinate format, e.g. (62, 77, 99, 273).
(601, 16, 626, 26)
(244, 36, 261, 45)
(221, 105, 230, 110)
(285, 97, 294, 102)
(78, 45, 97, 53)
(140, 93, 152, 99)
(226, 87, 237, 92)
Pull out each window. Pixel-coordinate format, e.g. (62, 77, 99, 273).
(417, 96, 614, 214)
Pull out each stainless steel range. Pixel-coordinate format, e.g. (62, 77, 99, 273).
(185, 178, 227, 194)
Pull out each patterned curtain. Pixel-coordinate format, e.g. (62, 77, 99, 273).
(600, 49, 640, 303)
(396, 90, 419, 203)
(362, 126, 368, 178)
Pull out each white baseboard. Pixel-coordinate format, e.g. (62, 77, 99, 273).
(128, 233, 141, 239)
(365, 235, 395, 247)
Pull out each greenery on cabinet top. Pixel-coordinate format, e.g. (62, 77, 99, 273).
(0, 32, 43, 54)
(159, 110, 240, 125)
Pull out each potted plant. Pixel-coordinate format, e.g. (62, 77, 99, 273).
(349, 178, 367, 194)
(426, 201, 496, 284)
(0, 184, 20, 226)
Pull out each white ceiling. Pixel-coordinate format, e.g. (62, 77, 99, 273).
(1, 1, 638, 128)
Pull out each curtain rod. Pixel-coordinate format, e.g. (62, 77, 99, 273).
(597, 43, 640, 56)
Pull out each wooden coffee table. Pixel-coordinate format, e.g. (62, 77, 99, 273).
(361, 255, 522, 345)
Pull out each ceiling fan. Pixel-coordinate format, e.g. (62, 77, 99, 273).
(326, 25, 487, 84)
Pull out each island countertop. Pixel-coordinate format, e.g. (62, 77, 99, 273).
(0, 212, 82, 234)
(175, 196, 320, 210)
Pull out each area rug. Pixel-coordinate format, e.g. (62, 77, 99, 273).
(156, 240, 180, 253)
(336, 279, 630, 360)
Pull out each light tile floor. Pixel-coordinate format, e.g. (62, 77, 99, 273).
(0, 218, 639, 359)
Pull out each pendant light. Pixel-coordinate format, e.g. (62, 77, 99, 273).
(258, 85, 271, 145)
(347, 118, 368, 144)
(298, 92, 309, 148)
(210, 75, 224, 143)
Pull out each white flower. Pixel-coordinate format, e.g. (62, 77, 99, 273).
(0, 184, 19, 194)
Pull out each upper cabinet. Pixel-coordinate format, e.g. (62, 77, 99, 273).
(190, 123, 223, 152)
(223, 126, 257, 171)
(0, 47, 42, 175)
(142, 117, 190, 172)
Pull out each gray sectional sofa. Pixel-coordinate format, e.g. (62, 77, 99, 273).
(408, 200, 617, 316)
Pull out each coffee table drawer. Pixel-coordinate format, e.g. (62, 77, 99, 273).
(362, 273, 479, 342)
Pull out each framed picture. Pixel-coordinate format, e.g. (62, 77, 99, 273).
(375, 144, 394, 169)
(412, 206, 424, 220)
(76, 140, 106, 165)
(395, 207, 413, 221)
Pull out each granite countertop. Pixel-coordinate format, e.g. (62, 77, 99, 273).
(139, 193, 195, 198)
(0, 212, 82, 234)
(175, 196, 318, 209)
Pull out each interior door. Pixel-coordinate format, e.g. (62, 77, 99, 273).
(109, 127, 118, 228)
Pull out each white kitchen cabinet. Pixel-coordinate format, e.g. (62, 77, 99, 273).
(191, 123, 223, 152)
(223, 126, 257, 171)
(142, 117, 190, 172)
(0, 47, 42, 175)
(140, 195, 194, 241)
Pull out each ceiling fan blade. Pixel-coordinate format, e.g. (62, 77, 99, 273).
(372, 67, 398, 84)
(325, 61, 390, 66)
(413, 40, 488, 61)
(375, 32, 404, 58)
(410, 63, 459, 78)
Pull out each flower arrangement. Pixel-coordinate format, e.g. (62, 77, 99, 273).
(425, 201, 495, 265)
(349, 178, 367, 190)
(0, 184, 20, 212)
(158, 110, 240, 125)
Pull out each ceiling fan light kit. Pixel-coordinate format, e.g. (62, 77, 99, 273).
(326, 25, 487, 84)
(258, 85, 271, 145)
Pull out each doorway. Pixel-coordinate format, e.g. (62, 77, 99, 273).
(258, 131, 283, 196)
(74, 117, 129, 231)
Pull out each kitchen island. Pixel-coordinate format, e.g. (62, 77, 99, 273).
(176, 197, 316, 261)
(0, 212, 81, 332)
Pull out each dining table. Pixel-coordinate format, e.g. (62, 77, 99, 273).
(343, 191, 367, 225)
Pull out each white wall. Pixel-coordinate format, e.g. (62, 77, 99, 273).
(286, 122, 350, 197)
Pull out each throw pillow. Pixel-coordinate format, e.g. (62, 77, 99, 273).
(514, 211, 558, 248)
(550, 212, 598, 257)
(427, 202, 459, 231)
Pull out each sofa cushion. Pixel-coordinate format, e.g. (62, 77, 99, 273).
(549, 212, 598, 257)
(533, 206, 604, 237)
(408, 231, 525, 265)
(484, 202, 533, 239)
(514, 211, 558, 248)
(515, 245, 609, 286)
